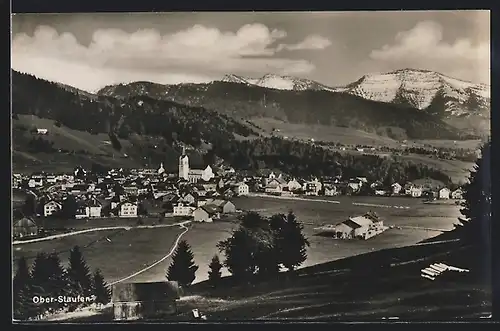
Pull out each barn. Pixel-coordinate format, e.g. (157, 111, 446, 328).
(112, 281, 181, 321)
(318, 212, 387, 240)
(13, 217, 39, 239)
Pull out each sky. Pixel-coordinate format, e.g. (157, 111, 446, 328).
(11, 11, 490, 93)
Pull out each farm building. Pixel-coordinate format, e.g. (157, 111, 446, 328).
(206, 199, 236, 214)
(112, 281, 181, 321)
(316, 212, 387, 240)
(13, 217, 39, 239)
(193, 205, 219, 222)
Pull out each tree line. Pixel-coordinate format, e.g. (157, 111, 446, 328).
(13, 71, 454, 186)
(166, 211, 309, 289)
(13, 246, 111, 320)
(213, 137, 453, 186)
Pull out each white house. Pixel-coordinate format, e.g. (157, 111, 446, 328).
(451, 188, 464, 200)
(391, 183, 402, 195)
(409, 186, 423, 198)
(173, 202, 195, 216)
(265, 178, 287, 194)
(328, 213, 387, 240)
(232, 182, 249, 196)
(439, 188, 451, 200)
(287, 178, 302, 192)
(44, 200, 62, 217)
(324, 185, 338, 196)
(28, 178, 43, 188)
(303, 178, 322, 196)
(86, 199, 102, 218)
(119, 202, 138, 218)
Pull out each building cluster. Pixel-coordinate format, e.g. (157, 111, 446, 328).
(12, 147, 463, 239)
(12, 150, 247, 239)
(259, 171, 463, 200)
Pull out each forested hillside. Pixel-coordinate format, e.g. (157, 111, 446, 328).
(98, 80, 475, 140)
(12, 70, 453, 184)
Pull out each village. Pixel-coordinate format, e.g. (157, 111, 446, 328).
(12, 147, 465, 241)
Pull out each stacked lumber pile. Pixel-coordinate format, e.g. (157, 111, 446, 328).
(420, 262, 469, 281)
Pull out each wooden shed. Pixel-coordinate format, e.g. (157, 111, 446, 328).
(112, 281, 181, 321)
(13, 217, 39, 239)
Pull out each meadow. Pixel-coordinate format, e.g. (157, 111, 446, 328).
(13, 195, 463, 286)
(12, 227, 184, 284)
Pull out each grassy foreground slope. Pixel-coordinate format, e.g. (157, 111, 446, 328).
(65, 238, 490, 322)
(178, 240, 490, 321)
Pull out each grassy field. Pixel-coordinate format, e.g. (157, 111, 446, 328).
(12, 226, 184, 284)
(249, 117, 401, 147)
(39, 216, 185, 231)
(12, 115, 144, 173)
(176, 241, 491, 321)
(68, 240, 491, 321)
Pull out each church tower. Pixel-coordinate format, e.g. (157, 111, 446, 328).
(178, 147, 189, 180)
(158, 162, 165, 175)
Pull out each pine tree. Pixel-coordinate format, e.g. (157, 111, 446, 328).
(44, 253, 69, 312)
(92, 269, 111, 306)
(13, 257, 36, 320)
(66, 246, 93, 308)
(207, 255, 223, 287)
(455, 141, 491, 246)
(278, 212, 310, 272)
(13, 257, 31, 296)
(166, 240, 198, 287)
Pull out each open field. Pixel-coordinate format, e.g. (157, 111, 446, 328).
(13, 226, 184, 284)
(38, 216, 185, 231)
(13, 196, 463, 288)
(13, 115, 132, 156)
(67, 240, 491, 321)
(12, 115, 144, 173)
(249, 117, 400, 147)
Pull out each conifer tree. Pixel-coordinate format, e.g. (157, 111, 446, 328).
(13, 257, 37, 320)
(44, 253, 69, 312)
(166, 240, 198, 287)
(455, 140, 491, 246)
(67, 246, 93, 298)
(92, 269, 111, 306)
(277, 212, 310, 272)
(207, 255, 223, 287)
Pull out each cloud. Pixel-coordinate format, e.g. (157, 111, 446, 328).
(277, 35, 332, 51)
(369, 21, 490, 84)
(11, 24, 327, 92)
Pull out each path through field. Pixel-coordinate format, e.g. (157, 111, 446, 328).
(13, 221, 191, 245)
(109, 223, 190, 285)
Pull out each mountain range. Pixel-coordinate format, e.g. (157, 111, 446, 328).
(220, 69, 490, 117)
(98, 68, 489, 139)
